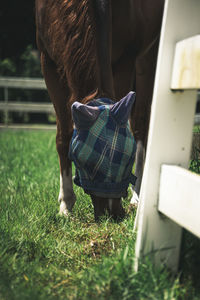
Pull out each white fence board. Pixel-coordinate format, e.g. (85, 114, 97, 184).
(0, 101, 55, 114)
(0, 77, 46, 90)
(159, 165, 200, 238)
(171, 35, 200, 90)
(0, 124, 56, 130)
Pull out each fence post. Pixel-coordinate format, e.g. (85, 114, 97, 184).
(134, 0, 200, 272)
(4, 87, 9, 126)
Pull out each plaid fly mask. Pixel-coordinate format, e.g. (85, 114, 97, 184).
(69, 91, 137, 198)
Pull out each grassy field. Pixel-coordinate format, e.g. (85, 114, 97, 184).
(0, 130, 200, 300)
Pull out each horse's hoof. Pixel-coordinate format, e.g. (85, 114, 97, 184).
(112, 208, 126, 222)
(59, 209, 69, 217)
(58, 191, 76, 214)
(130, 190, 139, 206)
(59, 201, 69, 216)
(108, 199, 126, 222)
(59, 196, 76, 216)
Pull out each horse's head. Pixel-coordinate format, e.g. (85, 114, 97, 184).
(69, 91, 137, 221)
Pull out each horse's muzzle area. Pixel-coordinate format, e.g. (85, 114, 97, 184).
(90, 195, 125, 222)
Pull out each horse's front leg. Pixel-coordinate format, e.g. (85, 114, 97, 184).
(57, 159, 75, 216)
(130, 140, 145, 206)
(40, 52, 76, 215)
(56, 122, 76, 216)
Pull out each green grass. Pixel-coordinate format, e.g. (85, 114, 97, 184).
(0, 130, 199, 299)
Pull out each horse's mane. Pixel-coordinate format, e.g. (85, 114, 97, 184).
(44, 0, 99, 104)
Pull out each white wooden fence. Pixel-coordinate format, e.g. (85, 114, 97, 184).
(0, 77, 55, 129)
(134, 0, 200, 273)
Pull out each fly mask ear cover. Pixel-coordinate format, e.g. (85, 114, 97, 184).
(69, 91, 137, 198)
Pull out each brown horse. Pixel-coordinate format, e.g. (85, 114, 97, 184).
(35, 0, 164, 221)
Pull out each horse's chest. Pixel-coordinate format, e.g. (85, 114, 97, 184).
(111, 0, 137, 63)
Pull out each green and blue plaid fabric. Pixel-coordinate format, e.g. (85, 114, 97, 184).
(69, 98, 137, 198)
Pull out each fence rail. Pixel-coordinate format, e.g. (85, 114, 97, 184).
(0, 101, 54, 113)
(159, 165, 200, 239)
(0, 77, 46, 90)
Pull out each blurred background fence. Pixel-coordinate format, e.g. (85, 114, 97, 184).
(0, 76, 56, 129)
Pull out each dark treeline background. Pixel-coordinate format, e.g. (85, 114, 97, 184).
(0, 1, 53, 124)
(0, 0, 36, 63)
(0, 0, 42, 78)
